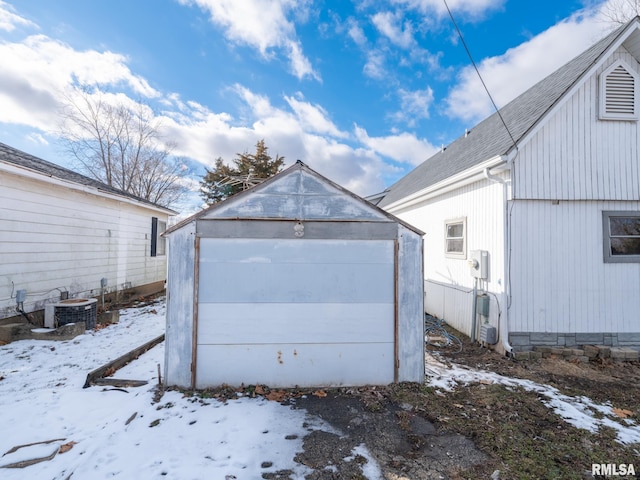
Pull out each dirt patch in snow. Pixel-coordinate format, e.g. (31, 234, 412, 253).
(289, 391, 487, 480)
(245, 330, 640, 480)
(437, 336, 640, 413)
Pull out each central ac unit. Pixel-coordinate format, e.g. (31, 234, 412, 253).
(45, 298, 97, 329)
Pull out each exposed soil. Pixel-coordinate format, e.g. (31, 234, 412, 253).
(290, 391, 487, 480)
(438, 337, 640, 412)
(240, 330, 640, 480)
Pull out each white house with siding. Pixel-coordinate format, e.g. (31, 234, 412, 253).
(0, 142, 175, 321)
(377, 18, 640, 353)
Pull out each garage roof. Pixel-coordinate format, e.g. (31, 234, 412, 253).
(165, 160, 424, 236)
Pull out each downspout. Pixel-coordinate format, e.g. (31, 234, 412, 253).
(483, 166, 513, 356)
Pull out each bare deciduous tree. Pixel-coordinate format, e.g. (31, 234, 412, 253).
(58, 88, 188, 208)
(601, 0, 640, 26)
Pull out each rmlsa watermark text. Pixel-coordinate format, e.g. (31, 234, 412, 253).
(592, 463, 635, 477)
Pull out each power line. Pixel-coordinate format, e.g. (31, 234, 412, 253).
(442, 0, 518, 150)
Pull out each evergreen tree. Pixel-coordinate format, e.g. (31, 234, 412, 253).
(200, 140, 285, 205)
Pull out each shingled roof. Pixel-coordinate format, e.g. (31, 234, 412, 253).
(0, 141, 176, 213)
(378, 19, 638, 209)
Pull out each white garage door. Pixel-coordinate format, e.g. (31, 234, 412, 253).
(196, 238, 395, 388)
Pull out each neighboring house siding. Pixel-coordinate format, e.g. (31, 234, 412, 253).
(393, 176, 506, 338)
(0, 169, 168, 318)
(510, 199, 640, 341)
(514, 47, 640, 201)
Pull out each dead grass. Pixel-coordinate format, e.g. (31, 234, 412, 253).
(394, 328, 640, 479)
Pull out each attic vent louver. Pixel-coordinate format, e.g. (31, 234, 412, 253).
(600, 61, 638, 120)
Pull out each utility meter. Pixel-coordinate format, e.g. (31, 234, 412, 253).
(469, 250, 488, 279)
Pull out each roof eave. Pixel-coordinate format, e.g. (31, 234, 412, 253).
(0, 160, 176, 216)
(383, 155, 508, 213)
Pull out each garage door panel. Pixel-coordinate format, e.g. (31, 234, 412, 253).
(198, 262, 394, 303)
(197, 303, 394, 344)
(196, 343, 395, 388)
(196, 237, 396, 388)
(199, 238, 394, 265)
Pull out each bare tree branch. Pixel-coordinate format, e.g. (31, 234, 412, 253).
(601, 0, 640, 26)
(57, 87, 189, 208)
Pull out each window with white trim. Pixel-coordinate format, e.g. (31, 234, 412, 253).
(603, 211, 640, 263)
(445, 218, 466, 258)
(151, 217, 167, 257)
(599, 60, 639, 121)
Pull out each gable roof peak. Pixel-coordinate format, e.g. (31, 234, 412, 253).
(377, 19, 637, 209)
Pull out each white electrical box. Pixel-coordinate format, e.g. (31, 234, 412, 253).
(469, 250, 488, 279)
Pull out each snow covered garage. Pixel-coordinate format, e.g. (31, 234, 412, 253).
(163, 161, 424, 389)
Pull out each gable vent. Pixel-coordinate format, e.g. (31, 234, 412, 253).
(600, 61, 638, 120)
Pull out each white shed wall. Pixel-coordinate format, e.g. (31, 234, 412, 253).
(514, 46, 640, 201)
(0, 171, 168, 318)
(164, 221, 196, 388)
(391, 177, 506, 338)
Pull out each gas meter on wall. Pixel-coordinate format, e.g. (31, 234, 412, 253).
(468, 250, 488, 279)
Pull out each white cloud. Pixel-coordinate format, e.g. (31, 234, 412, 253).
(371, 10, 415, 49)
(391, 0, 505, 18)
(445, 6, 613, 123)
(148, 83, 394, 196)
(0, 35, 158, 131)
(354, 124, 438, 166)
(363, 48, 387, 79)
(347, 20, 367, 46)
(285, 93, 347, 138)
(179, 0, 319, 80)
(392, 87, 434, 126)
(25, 132, 49, 145)
(287, 39, 320, 81)
(0, 0, 35, 32)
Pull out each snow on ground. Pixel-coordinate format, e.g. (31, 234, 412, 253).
(4, 297, 636, 479)
(425, 353, 640, 445)
(0, 298, 382, 479)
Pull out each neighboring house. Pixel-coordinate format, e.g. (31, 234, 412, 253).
(377, 18, 640, 353)
(0, 142, 176, 321)
(163, 161, 424, 389)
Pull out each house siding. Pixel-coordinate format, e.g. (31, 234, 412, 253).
(509, 199, 640, 338)
(514, 46, 640, 201)
(392, 176, 506, 339)
(507, 45, 640, 348)
(0, 169, 168, 318)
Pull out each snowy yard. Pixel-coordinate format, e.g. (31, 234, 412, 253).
(425, 353, 640, 445)
(1, 297, 638, 479)
(0, 298, 379, 479)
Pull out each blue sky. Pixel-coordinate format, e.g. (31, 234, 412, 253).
(0, 0, 623, 213)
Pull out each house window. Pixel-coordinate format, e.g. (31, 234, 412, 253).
(603, 211, 640, 263)
(151, 217, 167, 257)
(599, 60, 638, 120)
(445, 218, 466, 258)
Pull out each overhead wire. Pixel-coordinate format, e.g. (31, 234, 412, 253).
(442, 0, 519, 151)
(441, 0, 519, 336)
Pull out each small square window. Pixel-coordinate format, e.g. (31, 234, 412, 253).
(603, 211, 640, 263)
(445, 218, 466, 259)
